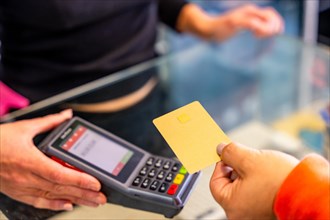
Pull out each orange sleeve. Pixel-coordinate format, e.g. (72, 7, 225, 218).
(274, 154, 330, 220)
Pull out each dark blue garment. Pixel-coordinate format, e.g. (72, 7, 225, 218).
(0, 0, 186, 102)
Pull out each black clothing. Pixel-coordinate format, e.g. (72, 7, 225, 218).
(0, 0, 186, 102)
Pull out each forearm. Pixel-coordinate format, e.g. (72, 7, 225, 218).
(176, 3, 220, 40)
(176, 3, 284, 41)
(176, 3, 241, 41)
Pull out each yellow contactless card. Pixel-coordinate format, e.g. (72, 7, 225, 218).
(153, 101, 231, 173)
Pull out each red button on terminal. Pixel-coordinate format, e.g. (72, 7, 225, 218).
(167, 184, 179, 195)
(51, 156, 83, 172)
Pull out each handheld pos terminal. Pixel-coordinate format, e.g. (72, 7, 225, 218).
(38, 117, 200, 218)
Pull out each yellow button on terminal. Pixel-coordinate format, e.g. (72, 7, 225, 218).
(173, 174, 185, 185)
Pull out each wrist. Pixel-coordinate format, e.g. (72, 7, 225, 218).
(176, 4, 215, 39)
(211, 14, 237, 41)
(177, 4, 238, 41)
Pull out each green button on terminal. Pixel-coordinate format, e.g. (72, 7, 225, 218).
(179, 166, 187, 174)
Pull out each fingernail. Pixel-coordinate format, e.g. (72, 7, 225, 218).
(63, 203, 73, 211)
(89, 182, 101, 191)
(217, 143, 228, 155)
(61, 109, 73, 118)
(97, 195, 107, 205)
(230, 170, 238, 181)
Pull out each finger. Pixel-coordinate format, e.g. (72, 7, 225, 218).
(46, 185, 107, 205)
(28, 173, 106, 205)
(19, 195, 73, 211)
(45, 192, 101, 208)
(209, 162, 232, 204)
(245, 6, 274, 23)
(276, 14, 285, 34)
(266, 7, 284, 33)
(261, 8, 282, 36)
(245, 7, 283, 37)
(262, 8, 284, 36)
(230, 170, 238, 181)
(2, 167, 105, 207)
(14, 173, 106, 207)
(247, 18, 270, 37)
(34, 154, 101, 191)
(217, 142, 256, 176)
(29, 188, 104, 207)
(210, 161, 232, 185)
(27, 109, 72, 136)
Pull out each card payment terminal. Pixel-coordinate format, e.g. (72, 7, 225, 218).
(38, 117, 201, 218)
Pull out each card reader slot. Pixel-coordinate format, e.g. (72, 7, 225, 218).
(175, 172, 201, 206)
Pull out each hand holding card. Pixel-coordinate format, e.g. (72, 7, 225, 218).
(153, 101, 231, 173)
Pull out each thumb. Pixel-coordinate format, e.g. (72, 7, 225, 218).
(217, 142, 256, 177)
(28, 109, 73, 136)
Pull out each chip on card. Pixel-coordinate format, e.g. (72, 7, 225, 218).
(153, 101, 231, 173)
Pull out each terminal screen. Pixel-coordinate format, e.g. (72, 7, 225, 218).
(59, 125, 133, 176)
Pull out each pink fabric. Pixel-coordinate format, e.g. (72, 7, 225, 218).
(0, 82, 30, 116)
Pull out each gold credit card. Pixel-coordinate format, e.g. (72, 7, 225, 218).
(153, 101, 231, 173)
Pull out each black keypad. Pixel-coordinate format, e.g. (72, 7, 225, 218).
(131, 157, 186, 196)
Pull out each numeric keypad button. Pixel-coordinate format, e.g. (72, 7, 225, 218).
(139, 167, 148, 176)
(146, 157, 154, 166)
(165, 173, 174, 182)
(159, 183, 168, 193)
(154, 159, 163, 168)
(172, 163, 180, 172)
(148, 168, 156, 178)
(150, 180, 160, 191)
(163, 161, 171, 170)
(132, 177, 142, 186)
(141, 178, 151, 188)
(157, 170, 166, 180)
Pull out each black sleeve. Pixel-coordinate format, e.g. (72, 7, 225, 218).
(158, 0, 187, 30)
